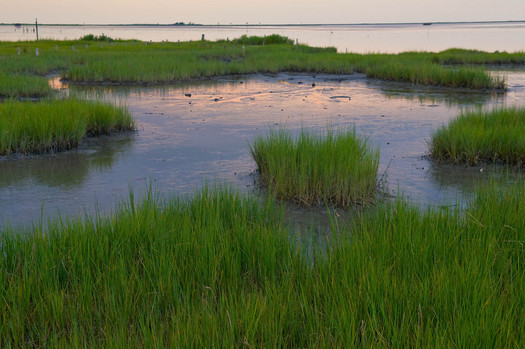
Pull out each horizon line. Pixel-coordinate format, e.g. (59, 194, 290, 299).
(2, 19, 525, 27)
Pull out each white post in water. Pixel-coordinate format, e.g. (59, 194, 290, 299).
(35, 48, 39, 56)
(35, 18, 39, 41)
(17, 47, 20, 55)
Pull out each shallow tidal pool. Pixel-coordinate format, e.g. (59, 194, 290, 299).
(1, 71, 525, 229)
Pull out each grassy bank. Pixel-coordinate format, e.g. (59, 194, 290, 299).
(0, 72, 51, 98)
(250, 127, 379, 207)
(0, 99, 134, 155)
(433, 48, 525, 65)
(429, 106, 525, 166)
(0, 181, 523, 347)
(0, 35, 515, 94)
(365, 61, 503, 89)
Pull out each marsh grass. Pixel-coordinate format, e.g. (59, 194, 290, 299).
(0, 37, 513, 93)
(0, 185, 301, 347)
(365, 62, 504, 89)
(0, 73, 51, 98)
(320, 179, 525, 347)
(433, 48, 525, 65)
(250, 127, 379, 207)
(0, 180, 523, 347)
(429, 106, 525, 166)
(0, 99, 134, 155)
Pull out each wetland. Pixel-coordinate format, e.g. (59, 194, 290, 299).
(1, 35, 524, 347)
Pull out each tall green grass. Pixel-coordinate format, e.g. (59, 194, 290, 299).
(1, 181, 523, 347)
(429, 106, 525, 166)
(250, 127, 379, 207)
(0, 185, 301, 347)
(0, 99, 134, 155)
(317, 179, 525, 347)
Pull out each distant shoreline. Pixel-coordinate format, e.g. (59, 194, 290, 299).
(2, 20, 525, 27)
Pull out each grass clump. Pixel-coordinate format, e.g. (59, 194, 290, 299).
(0, 99, 134, 155)
(80, 33, 114, 42)
(231, 34, 294, 45)
(0, 181, 524, 347)
(429, 106, 525, 166)
(250, 127, 379, 207)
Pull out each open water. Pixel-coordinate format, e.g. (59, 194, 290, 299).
(1, 22, 525, 53)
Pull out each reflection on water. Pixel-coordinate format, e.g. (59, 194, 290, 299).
(48, 76, 68, 90)
(376, 83, 505, 108)
(428, 162, 524, 196)
(0, 134, 134, 229)
(1, 71, 525, 230)
(0, 135, 132, 188)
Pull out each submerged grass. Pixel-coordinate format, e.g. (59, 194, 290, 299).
(0, 36, 515, 94)
(0, 99, 134, 155)
(429, 106, 525, 166)
(250, 127, 379, 207)
(0, 181, 523, 347)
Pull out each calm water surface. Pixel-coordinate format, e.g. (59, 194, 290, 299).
(1, 22, 525, 53)
(1, 70, 525, 229)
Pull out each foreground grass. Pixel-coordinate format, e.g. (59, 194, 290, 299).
(0, 99, 134, 155)
(250, 127, 379, 207)
(429, 106, 525, 166)
(0, 181, 523, 347)
(0, 35, 513, 96)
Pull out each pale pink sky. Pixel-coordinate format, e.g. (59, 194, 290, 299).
(3, 0, 524, 25)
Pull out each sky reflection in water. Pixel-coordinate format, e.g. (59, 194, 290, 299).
(1, 71, 524, 230)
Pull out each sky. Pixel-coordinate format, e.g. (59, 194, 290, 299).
(3, 0, 524, 25)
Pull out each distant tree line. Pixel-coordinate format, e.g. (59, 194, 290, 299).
(173, 22, 201, 26)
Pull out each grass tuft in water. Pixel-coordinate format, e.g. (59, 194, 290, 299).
(429, 106, 525, 166)
(250, 127, 379, 207)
